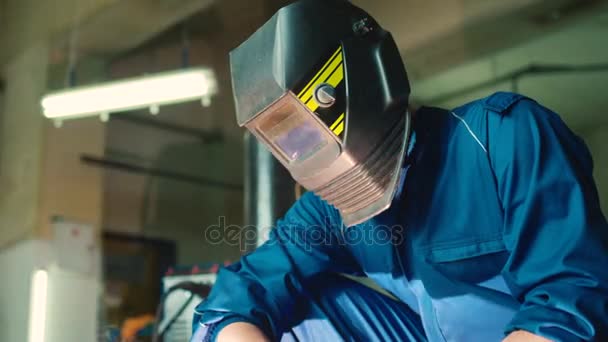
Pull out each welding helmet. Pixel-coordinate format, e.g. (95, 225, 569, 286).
(230, 0, 411, 227)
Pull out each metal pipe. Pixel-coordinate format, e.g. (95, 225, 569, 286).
(243, 132, 296, 250)
(427, 63, 608, 105)
(114, 114, 223, 143)
(81, 154, 242, 191)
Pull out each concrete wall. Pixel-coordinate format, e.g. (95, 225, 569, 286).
(0, 43, 49, 246)
(584, 126, 608, 212)
(38, 118, 106, 237)
(103, 40, 245, 265)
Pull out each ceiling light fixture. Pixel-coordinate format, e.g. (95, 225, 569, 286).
(41, 68, 218, 125)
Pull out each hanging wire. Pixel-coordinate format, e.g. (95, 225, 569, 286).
(64, 0, 94, 87)
(65, 9, 81, 87)
(181, 23, 191, 68)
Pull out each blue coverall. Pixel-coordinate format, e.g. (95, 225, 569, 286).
(192, 92, 608, 341)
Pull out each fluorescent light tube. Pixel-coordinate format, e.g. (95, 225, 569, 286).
(28, 269, 48, 342)
(41, 68, 217, 120)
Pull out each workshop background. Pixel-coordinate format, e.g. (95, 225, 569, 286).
(0, 0, 607, 341)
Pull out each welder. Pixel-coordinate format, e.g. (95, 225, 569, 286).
(192, 0, 608, 341)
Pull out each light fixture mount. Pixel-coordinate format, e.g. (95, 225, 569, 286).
(41, 67, 218, 121)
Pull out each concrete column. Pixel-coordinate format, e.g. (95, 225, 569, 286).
(0, 42, 50, 247)
(0, 42, 52, 342)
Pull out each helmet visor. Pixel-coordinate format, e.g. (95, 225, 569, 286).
(245, 93, 342, 172)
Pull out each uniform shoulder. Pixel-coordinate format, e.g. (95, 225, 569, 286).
(452, 91, 531, 116)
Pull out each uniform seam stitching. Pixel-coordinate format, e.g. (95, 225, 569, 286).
(450, 111, 488, 154)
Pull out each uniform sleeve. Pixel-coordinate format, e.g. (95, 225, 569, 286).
(489, 99, 608, 341)
(192, 191, 359, 341)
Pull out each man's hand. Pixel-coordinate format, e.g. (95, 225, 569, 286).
(503, 330, 553, 342)
(216, 323, 550, 342)
(216, 322, 270, 342)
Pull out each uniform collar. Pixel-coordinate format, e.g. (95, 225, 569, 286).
(392, 105, 441, 202)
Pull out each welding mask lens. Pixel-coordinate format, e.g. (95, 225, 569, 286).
(253, 96, 336, 163)
(274, 120, 325, 161)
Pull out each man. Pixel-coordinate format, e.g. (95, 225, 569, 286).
(192, 0, 608, 341)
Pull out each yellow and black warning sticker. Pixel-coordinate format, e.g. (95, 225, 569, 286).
(329, 113, 345, 136)
(295, 46, 346, 140)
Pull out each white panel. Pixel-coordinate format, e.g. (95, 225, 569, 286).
(45, 266, 100, 342)
(0, 239, 100, 342)
(0, 240, 50, 342)
(52, 220, 97, 275)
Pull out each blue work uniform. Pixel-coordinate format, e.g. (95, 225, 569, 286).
(192, 92, 608, 341)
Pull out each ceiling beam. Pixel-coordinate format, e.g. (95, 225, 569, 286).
(405, 0, 606, 80)
(1, 0, 216, 68)
(53, 0, 215, 57)
(1, 0, 120, 66)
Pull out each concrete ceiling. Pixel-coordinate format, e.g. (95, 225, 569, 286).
(413, 9, 608, 128)
(0, 0, 5, 25)
(0, 0, 217, 68)
(3, 0, 605, 86)
(92, 0, 608, 139)
(56, 0, 215, 56)
(346, 0, 608, 129)
(18, 0, 600, 82)
(7, 0, 605, 130)
(129, 0, 606, 81)
(130, 0, 607, 86)
(0, 0, 6, 65)
(353, 0, 606, 80)
(132, 0, 286, 54)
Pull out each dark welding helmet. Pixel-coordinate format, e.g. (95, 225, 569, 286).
(231, 0, 411, 227)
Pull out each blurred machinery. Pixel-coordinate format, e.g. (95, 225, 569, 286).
(154, 269, 217, 342)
